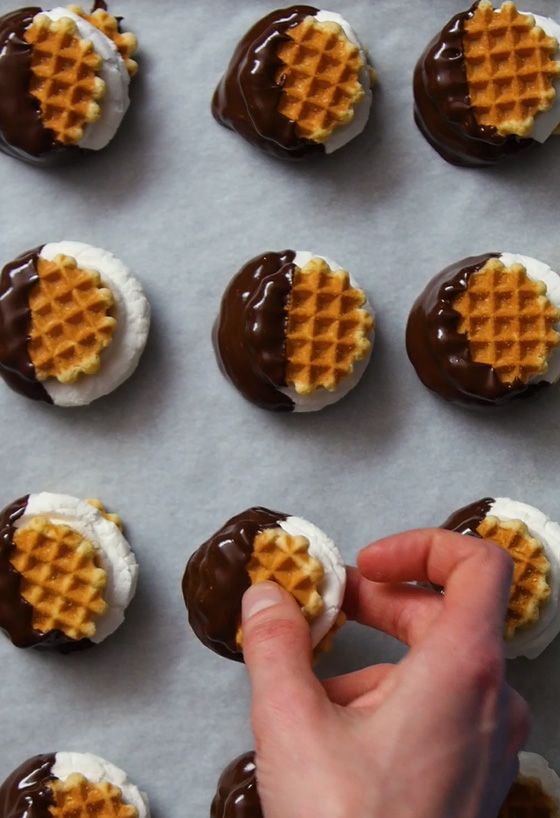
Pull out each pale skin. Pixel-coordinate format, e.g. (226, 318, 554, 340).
(241, 529, 531, 818)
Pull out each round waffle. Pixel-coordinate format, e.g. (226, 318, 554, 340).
(50, 775, 137, 818)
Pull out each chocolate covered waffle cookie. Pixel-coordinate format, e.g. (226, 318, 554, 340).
(0, 3, 137, 163)
(211, 753, 261, 818)
(406, 252, 560, 406)
(212, 6, 374, 158)
(0, 492, 138, 651)
(499, 753, 560, 817)
(182, 507, 346, 661)
(414, 1, 560, 166)
(214, 250, 375, 412)
(442, 497, 560, 659)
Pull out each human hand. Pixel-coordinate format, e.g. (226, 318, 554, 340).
(241, 529, 530, 818)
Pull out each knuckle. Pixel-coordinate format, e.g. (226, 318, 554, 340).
(465, 639, 505, 690)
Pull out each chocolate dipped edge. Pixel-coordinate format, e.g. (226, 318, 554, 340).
(0, 247, 52, 403)
(441, 497, 494, 536)
(182, 507, 288, 662)
(211, 5, 325, 159)
(0, 495, 91, 651)
(0, 753, 56, 818)
(406, 253, 549, 407)
(413, 5, 532, 167)
(210, 752, 262, 818)
(213, 250, 296, 412)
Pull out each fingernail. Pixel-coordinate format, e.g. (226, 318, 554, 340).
(242, 582, 283, 621)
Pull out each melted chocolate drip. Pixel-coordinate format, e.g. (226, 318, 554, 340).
(211, 753, 262, 818)
(0, 7, 61, 162)
(406, 253, 549, 406)
(441, 497, 494, 537)
(413, 6, 532, 167)
(0, 249, 51, 403)
(0, 496, 91, 651)
(182, 507, 287, 662)
(0, 754, 56, 818)
(213, 251, 295, 412)
(212, 6, 324, 159)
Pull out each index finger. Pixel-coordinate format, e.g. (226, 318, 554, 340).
(357, 528, 513, 637)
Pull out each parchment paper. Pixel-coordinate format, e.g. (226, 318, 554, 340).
(1, 0, 560, 813)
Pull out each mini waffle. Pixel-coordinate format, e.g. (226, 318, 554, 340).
(50, 774, 138, 818)
(66, 5, 138, 76)
(275, 16, 365, 142)
(477, 516, 551, 639)
(285, 257, 373, 395)
(236, 527, 324, 648)
(9, 516, 107, 641)
(24, 14, 105, 145)
(452, 258, 560, 385)
(28, 254, 116, 384)
(463, 1, 560, 137)
(499, 776, 559, 817)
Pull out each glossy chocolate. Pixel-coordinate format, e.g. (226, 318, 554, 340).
(441, 497, 494, 536)
(213, 251, 296, 412)
(0, 7, 63, 163)
(0, 754, 56, 818)
(212, 5, 324, 159)
(211, 753, 262, 818)
(413, 6, 532, 167)
(0, 495, 91, 651)
(406, 253, 549, 406)
(183, 507, 287, 662)
(0, 248, 51, 403)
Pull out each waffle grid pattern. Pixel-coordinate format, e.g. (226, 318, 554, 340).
(24, 14, 105, 145)
(477, 516, 551, 639)
(464, 1, 560, 137)
(10, 517, 107, 640)
(50, 774, 138, 818)
(275, 16, 364, 142)
(66, 5, 138, 76)
(28, 254, 116, 384)
(452, 258, 560, 385)
(285, 258, 373, 395)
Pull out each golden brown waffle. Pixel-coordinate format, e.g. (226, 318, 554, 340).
(477, 516, 551, 639)
(10, 517, 107, 641)
(24, 14, 105, 145)
(499, 775, 559, 817)
(50, 774, 138, 818)
(452, 258, 560, 385)
(236, 527, 324, 648)
(275, 16, 365, 142)
(285, 257, 373, 395)
(463, 1, 560, 137)
(85, 499, 123, 531)
(28, 254, 116, 384)
(66, 5, 138, 76)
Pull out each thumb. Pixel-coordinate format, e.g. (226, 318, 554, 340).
(242, 581, 326, 721)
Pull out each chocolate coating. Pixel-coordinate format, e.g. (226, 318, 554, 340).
(0, 495, 91, 651)
(0, 248, 51, 403)
(212, 6, 325, 159)
(183, 507, 287, 662)
(413, 6, 532, 167)
(211, 753, 262, 818)
(213, 251, 296, 412)
(406, 253, 550, 407)
(441, 497, 494, 536)
(0, 754, 56, 818)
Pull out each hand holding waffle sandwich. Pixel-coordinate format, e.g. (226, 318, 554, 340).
(230, 529, 532, 818)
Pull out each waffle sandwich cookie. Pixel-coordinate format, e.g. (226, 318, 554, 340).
(0, 3, 137, 163)
(499, 753, 560, 817)
(212, 6, 374, 158)
(414, 1, 560, 166)
(0, 241, 150, 406)
(0, 753, 149, 818)
(211, 753, 261, 818)
(442, 497, 560, 659)
(182, 507, 346, 662)
(0, 492, 138, 651)
(214, 250, 375, 412)
(406, 252, 560, 407)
